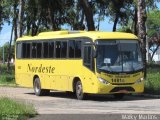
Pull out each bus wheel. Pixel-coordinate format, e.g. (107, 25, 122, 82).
(75, 81, 86, 100)
(114, 93, 124, 99)
(33, 78, 50, 96)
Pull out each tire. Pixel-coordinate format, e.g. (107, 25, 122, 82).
(75, 80, 86, 100)
(114, 93, 124, 99)
(33, 78, 50, 96)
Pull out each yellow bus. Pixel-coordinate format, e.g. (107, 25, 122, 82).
(15, 31, 144, 100)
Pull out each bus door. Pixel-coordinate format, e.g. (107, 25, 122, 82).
(83, 45, 95, 92)
(83, 45, 94, 71)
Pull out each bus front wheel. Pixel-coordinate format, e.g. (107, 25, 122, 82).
(33, 78, 50, 96)
(75, 81, 86, 100)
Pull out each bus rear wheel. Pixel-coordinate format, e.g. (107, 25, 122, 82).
(75, 80, 86, 100)
(33, 78, 50, 96)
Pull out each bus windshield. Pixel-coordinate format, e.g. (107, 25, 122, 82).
(96, 40, 143, 73)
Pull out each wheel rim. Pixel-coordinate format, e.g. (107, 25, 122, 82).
(34, 81, 40, 93)
(76, 82, 83, 98)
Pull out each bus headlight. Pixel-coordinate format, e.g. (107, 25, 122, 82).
(98, 77, 109, 84)
(135, 78, 144, 84)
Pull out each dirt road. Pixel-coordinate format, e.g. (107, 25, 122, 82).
(0, 87, 160, 115)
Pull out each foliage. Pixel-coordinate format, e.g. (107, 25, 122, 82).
(0, 64, 15, 85)
(0, 43, 14, 62)
(23, 0, 75, 35)
(117, 26, 133, 33)
(0, 0, 12, 31)
(0, 0, 159, 35)
(144, 64, 160, 95)
(147, 9, 160, 42)
(147, 9, 160, 60)
(0, 97, 37, 119)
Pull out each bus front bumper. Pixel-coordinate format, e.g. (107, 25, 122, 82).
(96, 81, 144, 94)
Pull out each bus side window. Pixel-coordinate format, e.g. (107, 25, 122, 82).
(37, 43, 42, 58)
(43, 42, 49, 58)
(84, 46, 92, 69)
(75, 41, 81, 58)
(61, 41, 67, 58)
(22, 43, 27, 58)
(56, 41, 61, 58)
(26, 43, 31, 58)
(69, 40, 75, 58)
(32, 43, 37, 58)
(49, 42, 54, 58)
(16, 43, 22, 59)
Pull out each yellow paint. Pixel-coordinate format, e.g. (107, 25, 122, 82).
(15, 31, 144, 94)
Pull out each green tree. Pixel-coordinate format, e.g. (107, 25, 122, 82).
(137, 0, 147, 78)
(0, 43, 14, 62)
(18, 0, 24, 38)
(147, 9, 160, 61)
(24, 0, 74, 36)
(95, 0, 134, 32)
(0, 0, 12, 32)
(80, 0, 95, 30)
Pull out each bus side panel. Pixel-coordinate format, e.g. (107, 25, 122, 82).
(80, 67, 98, 94)
(15, 60, 33, 87)
(15, 59, 99, 93)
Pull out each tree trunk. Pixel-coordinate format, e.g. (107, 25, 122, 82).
(79, 10, 85, 30)
(151, 45, 160, 61)
(80, 0, 95, 31)
(7, 25, 14, 73)
(97, 9, 102, 31)
(18, 0, 24, 38)
(0, 0, 2, 30)
(134, 6, 138, 35)
(27, 21, 31, 35)
(31, 22, 37, 36)
(113, 14, 119, 32)
(137, 0, 147, 78)
(13, 0, 18, 41)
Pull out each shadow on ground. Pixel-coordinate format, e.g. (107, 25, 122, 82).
(25, 91, 159, 102)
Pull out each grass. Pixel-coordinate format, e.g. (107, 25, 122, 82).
(0, 64, 16, 86)
(144, 64, 160, 95)
(0, 97, 37, 120)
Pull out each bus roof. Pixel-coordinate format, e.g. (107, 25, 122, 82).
(17, 31, 138, 42)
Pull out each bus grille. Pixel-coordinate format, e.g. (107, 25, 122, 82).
(112, 83, 134, 85)
(110, 87, 135, 93)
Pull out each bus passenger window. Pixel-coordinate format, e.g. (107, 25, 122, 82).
(22, 43, 27, 58)
(69, 40, 75, 58)
(61, 41, 67, 58)
(26, 43, 31, 58)
(56, 41, 61, 58)
(32, 43, 37, 58)
(75, 41, 81, 58)
(49, 42, 54, 58)
(37, 43, 42, 58)
(84, 46, 91, 69)
(16, 43, 22, 58)
(43, 42, 49, 58)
